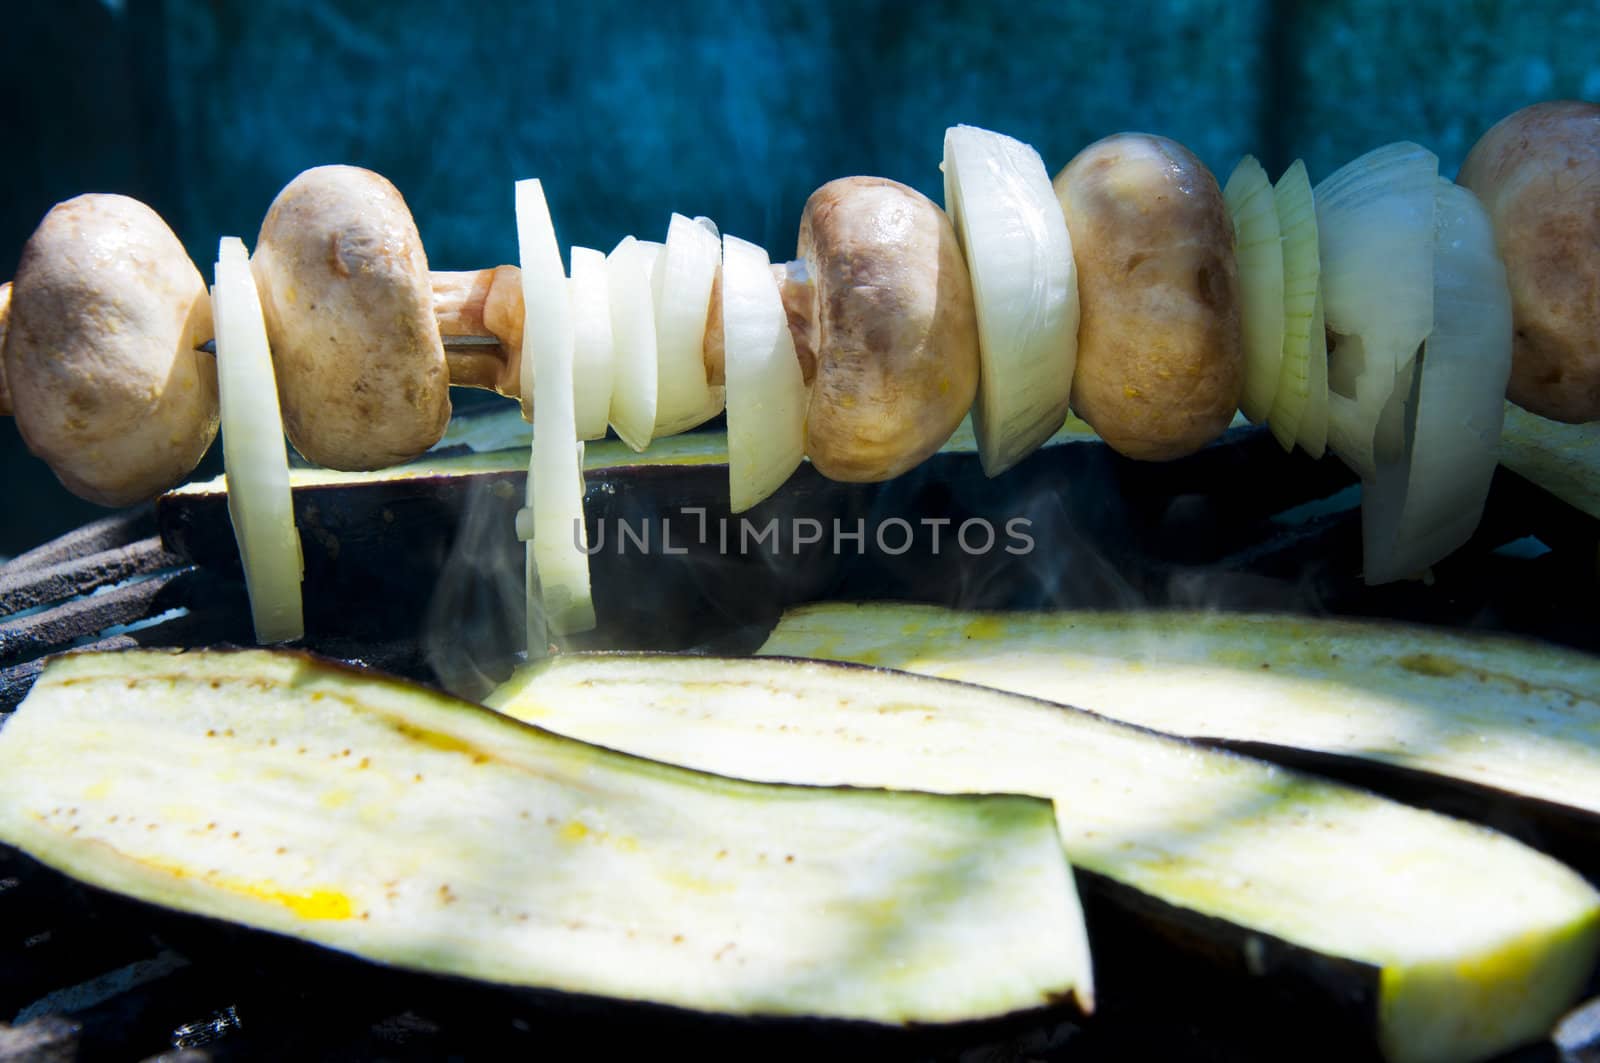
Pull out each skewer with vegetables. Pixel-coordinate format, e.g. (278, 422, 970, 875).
(1, 103, 1596, 643)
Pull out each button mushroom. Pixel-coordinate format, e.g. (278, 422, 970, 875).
(2, 194, 218, 506)
(1, 173, 528, 501)
(793, 177, 980, 481)
(1053, 133, 1243, 461)
(251, 164, 459, 470)
(1459, 100, 1600, 424)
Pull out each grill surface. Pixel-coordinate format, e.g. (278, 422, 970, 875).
(1, 422, 1597, 1060)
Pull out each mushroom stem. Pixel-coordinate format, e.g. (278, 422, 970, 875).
(431, 266, 524, 398)
(435, 255, 818, 401)
(0, 281, 10, 416)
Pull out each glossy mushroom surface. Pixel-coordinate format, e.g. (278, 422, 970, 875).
(1053, 134, 1242, 461)
(252, 165, 450, 469)
(798, 177, 979, 482)
(4, 194, 217, 505)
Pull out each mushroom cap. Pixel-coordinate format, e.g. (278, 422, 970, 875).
(1458, 100, 1600, 424)
(799, 177, 979, 482)
(252, 165, 449, 469)
(1053, 133, 1242, 461)
(4, 194, 218, 506)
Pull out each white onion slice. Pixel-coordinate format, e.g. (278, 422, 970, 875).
(604, 236, 658, 452)
(569, 246, 615, 442)
(652, 214, 724, 436)
(1222, 155, 1285, 425)
(515, 179, 594, 640)
(1316, 142, 1438, 479)
(1267, 160, 1319, 450)
(211, 238, 303, 644)
(721, 234, 807, 512)
(1296, 291, 1330, 458)
(941, 124, 1078, 476)
(1362, 180, 1512, 584)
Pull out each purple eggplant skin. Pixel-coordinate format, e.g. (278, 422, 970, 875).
(153, 423, 1331, 650)
(156, 459, 852, 653)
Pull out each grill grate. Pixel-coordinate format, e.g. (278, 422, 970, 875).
(1, 424, 1597, 1059)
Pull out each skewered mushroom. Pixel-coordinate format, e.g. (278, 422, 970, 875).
(2, 194, 219, 506)
(3, 167, 981, 500)
(794, 177, 980, 481)
(0, 175, 529, 501)
(1053, 134, 1243, 461)
(1459, 100, 1600, 424)
(251, 165, 455, 469)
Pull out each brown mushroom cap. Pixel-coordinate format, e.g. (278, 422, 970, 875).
(799, 177, 979, 482)
(252, 165, 449, 469)
(1458, 100, 1600, 424)
(1053, 133, 1242, 461)
(3, 194, 217, 506)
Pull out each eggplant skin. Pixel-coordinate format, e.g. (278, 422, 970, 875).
(1078, 870, 1385, 1063)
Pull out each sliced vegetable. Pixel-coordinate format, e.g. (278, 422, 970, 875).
(1362, 180, 1512, 584)
(720, 234, 806, 512)
(1222, 155, 1285, 425)
(1, 650, 1091, 1027)
(1501, 404, 1600, 521)
(569, 245, 615, 442)
(1050, 133, 1241, 461)
(156, 413, 1104, 569)
(652, 214, 724, 436)
(759, 603, 1600, 875)
(1296, 291, 1329, 458)
(604, 236, 659, 451)
(514, 178, 593, 639)
(211, 236, 304, 644)
(1316, 142, 1438, 480)
(942, 124, 1078, 475)
(489, 653, 1600, 1063)
(1268, 160, 1321, 452)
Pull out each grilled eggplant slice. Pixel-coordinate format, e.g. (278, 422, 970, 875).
(0, 649, 1093, 1027)
(155, 411, 1332, 663)
(1500, 403, 1600, 523)
(487, 653, 1600, 1063)
(757, 604, 1600, 877)
(155, 416, 1125, 656)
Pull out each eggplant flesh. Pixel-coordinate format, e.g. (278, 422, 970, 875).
(757, 603, 1600, 875)
(1499, 404, 1600, 523)
(0, 649, 1092, 1027)
(487, 653, 1600, 1063)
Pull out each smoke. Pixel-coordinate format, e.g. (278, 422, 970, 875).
(421, 476, 530, 701)
(419, 417, 1359, 700)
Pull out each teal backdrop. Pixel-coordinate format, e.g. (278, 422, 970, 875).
(3, 0, 1598, 555)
